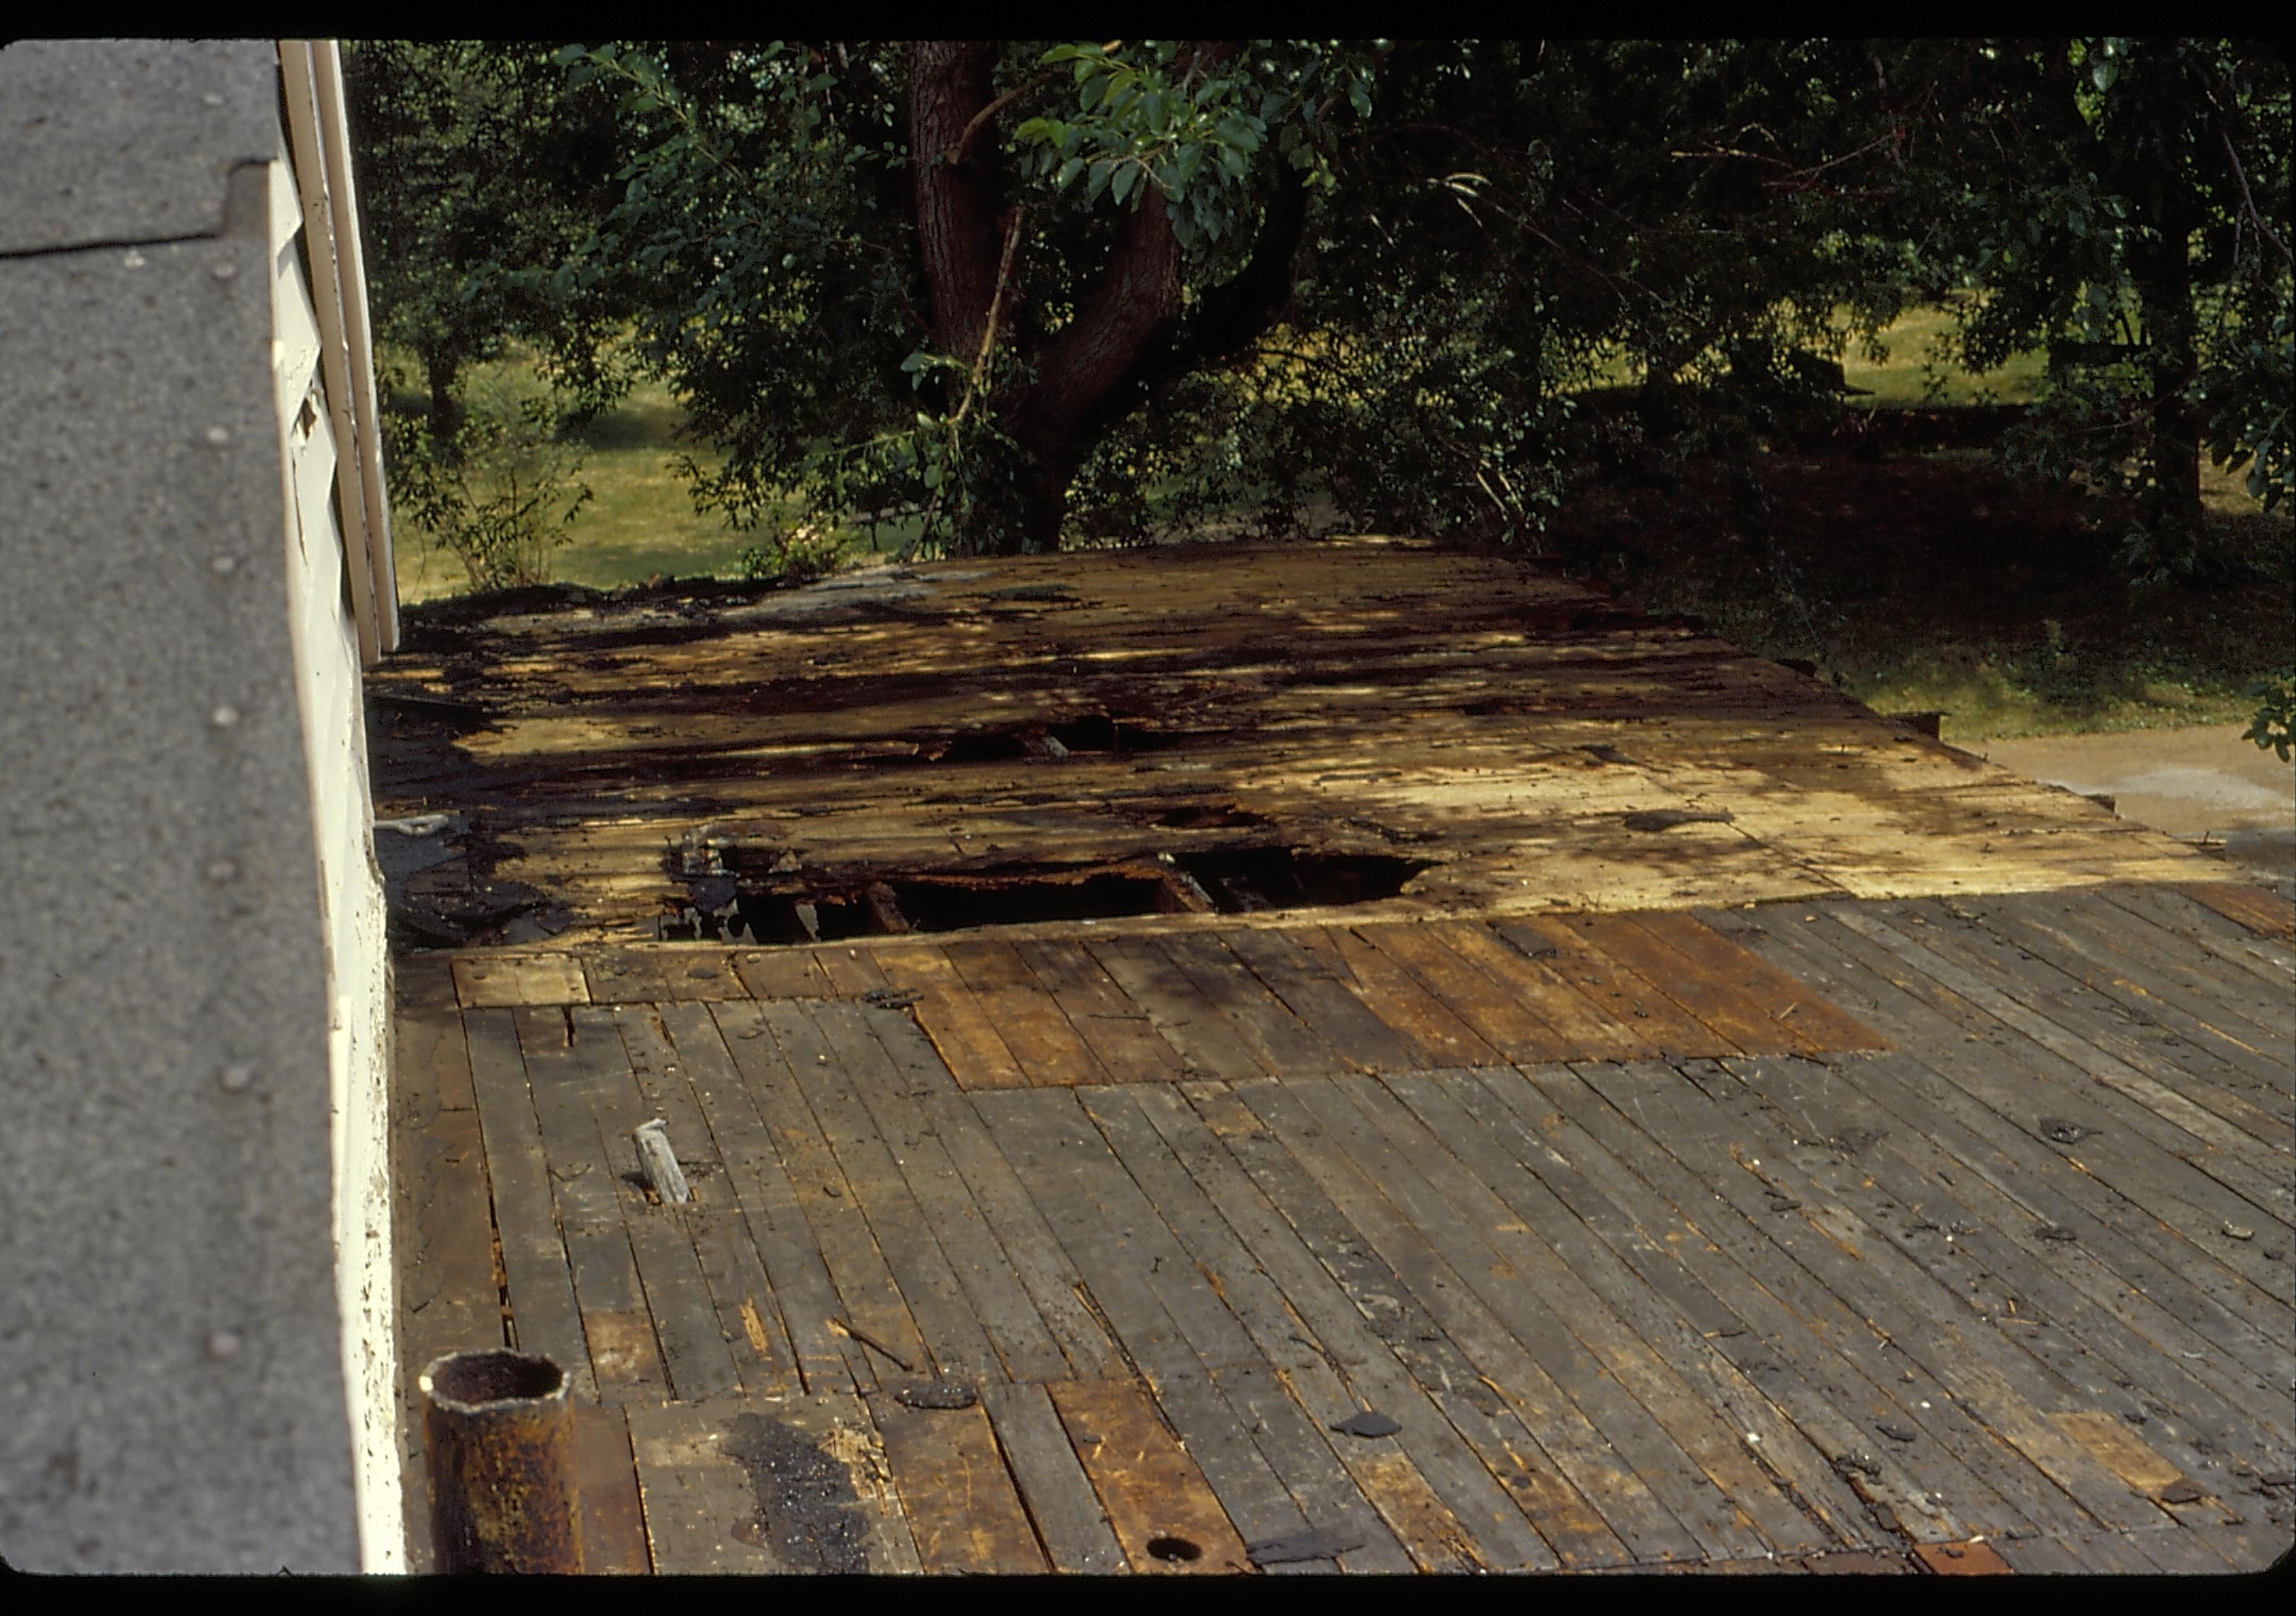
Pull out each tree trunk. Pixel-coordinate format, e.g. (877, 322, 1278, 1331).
(901, 40, 1300, 554)
(907, 42, 1006, 369)
(2133, 227, 2204, 539)
(424, 352, 465, 466)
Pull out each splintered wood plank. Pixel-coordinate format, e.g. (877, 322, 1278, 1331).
(641, 1005, 799, 1393)
(869, 946, 1030, 1089)
(733, 947, 837, 1000)
(1086, 935, 1271, 1081)
(1873, 902, 2291, 1166)
(2000, 891, 2293, 1047)
(874, 1397, 1049, 1573)
(451, 952, 590, 1008)
(1505, 916, 1732, 1057)
(1220, 926, 1427, 1073)
(2183, 881, 2296, 943)
(1302, 924, 1507, 1068)
(460, 1008, 596, 1402)
(1352, 923, 1575, 1064)
(1807, 909, 2294, 1279)
(1200, 1075, 1625, 1568)
(1976, 899, 2295, 1104)
(979, 1381, 1129, 1573)
(1157, 933, 1355, 1075)
(1226, 1073, 1684, 1563)
(702, 999, 877, 1393)
(1618, 909, 1890, 1053)
(569, 1403, 653, 1573)
(1392, 1071, 1884, 1552)
(1983, 895, 2295, 1070)
(1014, 939, 1193, 1083)
(1049, 1380, 1254, 1574)
(942, 938, 1110, 1086)
(896, 1078, 1125, 1381)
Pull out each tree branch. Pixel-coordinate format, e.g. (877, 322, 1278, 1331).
(2218, 120, 2293, 270)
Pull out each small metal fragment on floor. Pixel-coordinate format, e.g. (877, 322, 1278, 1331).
(2223, 1222, 2255, 1240)
(1876, 1423, 1918, 1443)
(1623, 808, 1735, 832)
(633, 1118, 691, 1203)
(376, 812, 461, 836)
(2039, 1118, 2091, 1145)
(863, 987, 924, 1009)
(893, 1382, 978, 1410)
(1330, 1410, 1401, 1438)
(1245, 1527, 1366, 1566)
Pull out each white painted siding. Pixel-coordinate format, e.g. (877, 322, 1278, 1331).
(266, 113, 402, 1572)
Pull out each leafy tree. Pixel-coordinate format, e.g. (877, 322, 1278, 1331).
(529, 40, 1945, 556)
(1870, 39, 2291, 576)
(347, 38, 2287, 583)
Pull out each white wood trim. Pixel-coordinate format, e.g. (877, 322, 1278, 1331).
(310, 40, 399, 656)
(278, 40, 383, 666)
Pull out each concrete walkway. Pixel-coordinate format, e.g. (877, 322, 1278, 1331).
(1979, 724, 2295, 880)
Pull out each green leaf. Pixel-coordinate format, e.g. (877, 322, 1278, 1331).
(1086, 159, 1114, 201)
(1057, 155, 1086, 189)
(1112, 162, 1138, 204)
(1349, 80, 1372, 117)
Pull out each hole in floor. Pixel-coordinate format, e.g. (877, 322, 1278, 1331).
(1176, 846, 1429, 914)
(908, 713, 1194, 765)
(702, 848, 1429, 943)
(929, 731, 1033, 765)
(1146, 1535, 1203, 1563)
(1148, 804, 1271, 829)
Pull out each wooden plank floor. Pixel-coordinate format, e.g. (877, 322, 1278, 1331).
(391, 882, 2295, 1575)
(368, 542, 2219, 949)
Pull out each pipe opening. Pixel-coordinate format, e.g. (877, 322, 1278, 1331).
(424, 1350, 565, 1410)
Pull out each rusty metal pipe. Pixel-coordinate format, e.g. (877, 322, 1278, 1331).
(420, 1350, 586, 1573)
